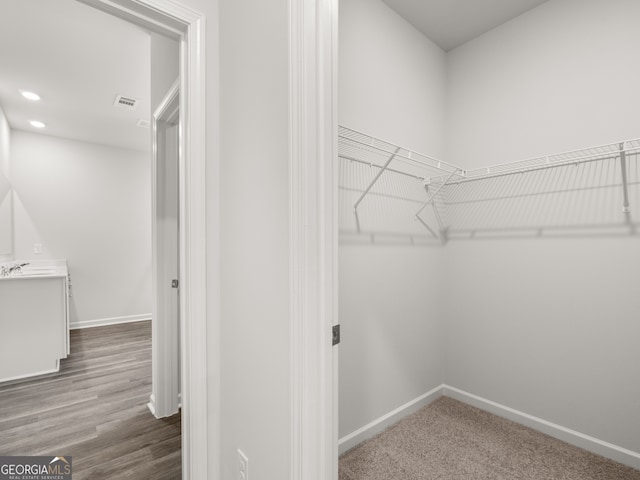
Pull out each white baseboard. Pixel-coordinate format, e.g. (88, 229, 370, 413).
(0, 365, 60, 384)
(338, 385, 443, 454)
(148, 392, 181, 419)
(70, 313, 151, 330)
(339, 384, 640, 471)
(443, 385, 640, 471)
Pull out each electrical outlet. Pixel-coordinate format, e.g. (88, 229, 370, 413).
(238, 449, 248, 480)
(33, 243, 43, 254)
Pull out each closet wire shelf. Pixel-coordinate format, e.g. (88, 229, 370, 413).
(338, 126, 463, 243)
(339, 126, 640, 242)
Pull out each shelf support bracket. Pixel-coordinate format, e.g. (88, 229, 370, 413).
(427, 185, 448, 243)
(415, 214, 439, 239)
(353, 146, 400, 233)
(414, 170, 459, 243)
(413, 184, 446, 242)
(415, 170, 458, 217)
(619, 142, 631, 215)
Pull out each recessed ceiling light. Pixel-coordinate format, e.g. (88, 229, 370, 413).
(29, 120, 46, 128)
(20, 90, 41, 101)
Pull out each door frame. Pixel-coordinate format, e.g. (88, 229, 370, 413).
(78, 1, 211, 479)
(288, 0, 339, 478)
(150, 80, 180, 419)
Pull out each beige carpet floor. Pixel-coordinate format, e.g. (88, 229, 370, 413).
(339, 397, 640, 480)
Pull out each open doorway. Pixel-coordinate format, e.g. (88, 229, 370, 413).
(0, 0, 208, 478)
(78, 2, 209, 478)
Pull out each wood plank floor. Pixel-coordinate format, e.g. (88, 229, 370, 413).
(0, 321, 181, 479)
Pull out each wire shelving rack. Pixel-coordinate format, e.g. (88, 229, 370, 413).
(339, 125, 640, 242)
(338, 126, 463, 243)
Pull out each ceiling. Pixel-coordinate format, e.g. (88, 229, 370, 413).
(0, 0, 151, 152)
(0, 0, 550, 153)
(382, 0, 550, 51)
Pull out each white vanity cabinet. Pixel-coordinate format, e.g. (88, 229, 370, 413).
(0, 261, 70, 382)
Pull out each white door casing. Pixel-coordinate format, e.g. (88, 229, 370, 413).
(150, 81, 180, 419)
(289, 0, 339, 478)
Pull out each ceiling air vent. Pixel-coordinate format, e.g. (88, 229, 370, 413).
(113, 94, 138, 109)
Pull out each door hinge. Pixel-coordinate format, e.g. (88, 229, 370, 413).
(171, 279, 179, 288)
(332, 324, 340, 346)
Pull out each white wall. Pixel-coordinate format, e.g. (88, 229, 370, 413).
(146, 1, 292, 477)
(179, 0, 293, 476)
(340, 0, 446, 156)
(218, 0, 291, 478)
(444, 238, 640, 453)
(339, 0, 446, 439)
(446, 0, 640, 168)
(444, 0, 640, 453)
(0, 104, 11, 259)
(11, 131, 151, 327)
(150, 33, 179, 109)
(339, 246, 444, 437)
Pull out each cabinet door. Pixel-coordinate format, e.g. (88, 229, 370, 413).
(0, 277, 66, 381)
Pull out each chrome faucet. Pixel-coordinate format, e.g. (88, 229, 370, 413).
(0, 263, 29, 277)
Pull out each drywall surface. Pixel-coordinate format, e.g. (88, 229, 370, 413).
(219, 0, 291, 478)
(339, 245, 444, 437)
(0, 104, 11, 258)
(11, 131, 151, 325)
(148, 0, 292, 476)
(339, 0, 446, 439)
(444, 238, 640, 453)
(340, 0, 446, 157)
(0, 105, 9, 178)
(444, 0, 640, 453)
(446, 0, 640, 167)
(150, 32, 179, 111)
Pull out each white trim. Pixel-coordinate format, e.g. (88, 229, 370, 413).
(0, 365, 61, 384)
(151, 80, 181, 420)
(289, 0, 338, 478)
(148, 391, 180, 418)
(154, 79, 180, 119)
(444, 385, 640, 471)
(78, 0, 185, 37)
(337, 384, 640, 471)
(147, 393, 157, 416)
(328, 0, 340, 475)
(176, 9, 210, 480)
(79, 2, 211, 479)
(338, 385, 444, 454)
(70, 314, 151, 330)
